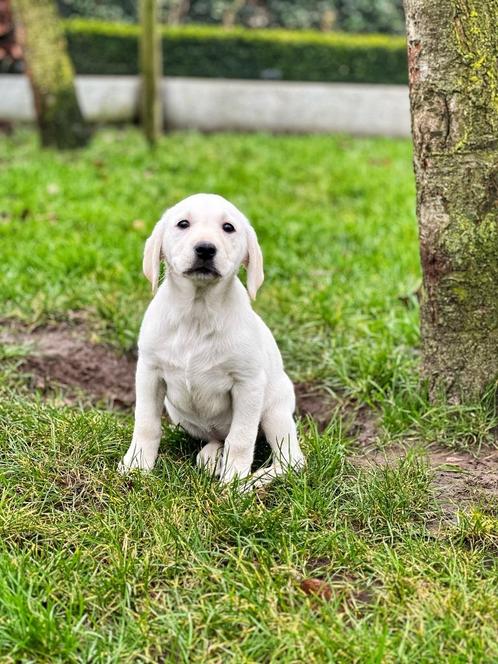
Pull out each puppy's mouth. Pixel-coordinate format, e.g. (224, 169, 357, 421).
(184, 264, 221, 279)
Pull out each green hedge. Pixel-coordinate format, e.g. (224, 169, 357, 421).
(64, 19, 408, 84)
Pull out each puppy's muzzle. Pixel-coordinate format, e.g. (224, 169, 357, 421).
(185, 242, 221, 277)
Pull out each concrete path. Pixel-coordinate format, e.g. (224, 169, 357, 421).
(0, 75, 410, 137)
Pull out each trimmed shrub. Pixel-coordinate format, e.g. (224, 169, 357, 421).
(64, 19, 408, 84)
(57, 0, 406, 35)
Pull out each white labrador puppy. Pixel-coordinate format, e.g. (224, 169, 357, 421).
(119, 193, 305, 485)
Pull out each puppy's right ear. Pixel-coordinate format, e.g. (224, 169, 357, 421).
(143, 217, 165, 294)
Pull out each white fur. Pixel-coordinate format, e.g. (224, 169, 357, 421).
(119, 193, 305, 485)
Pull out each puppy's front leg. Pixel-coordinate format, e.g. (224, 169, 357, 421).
(220, 378, 263, 483)
(118, 358, 166, 472)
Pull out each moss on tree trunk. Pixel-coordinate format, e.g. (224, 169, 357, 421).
(403, 0, 498, 401)
(13, 0, 90, 149)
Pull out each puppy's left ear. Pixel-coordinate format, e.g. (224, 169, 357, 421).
(143, 217, 166, 294)
(244, 225, 264, 300)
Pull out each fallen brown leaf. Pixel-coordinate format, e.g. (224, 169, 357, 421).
(300, 578, 333, 601)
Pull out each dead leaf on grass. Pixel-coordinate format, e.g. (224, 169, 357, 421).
(300, 578, 333, 601)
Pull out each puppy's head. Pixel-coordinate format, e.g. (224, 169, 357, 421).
(143, 193, 264, 299)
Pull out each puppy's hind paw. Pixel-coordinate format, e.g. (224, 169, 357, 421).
(241, 457, 305, 492)
(196, 441, 224, 477)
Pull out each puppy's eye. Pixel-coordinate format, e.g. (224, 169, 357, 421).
(177, 219, 190, 229)
(222, 222, 235, 233)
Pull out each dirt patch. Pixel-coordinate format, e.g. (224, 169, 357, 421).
(353, 441, 498, 520)
(294, 382, 380, 441)
(1, 318, 339, 424)
(429, 447, 498, 516)
(1, 318, 136, 408)
(1, 318, 346, 425)
(294, 382, 337, 431)
(3, 318, 497, 516)
(347, 404, 379, 446)
(348, 395, 498, 519)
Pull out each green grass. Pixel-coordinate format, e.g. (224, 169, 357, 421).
(1, 129, 497, 662)
(1, 129, 418, 386)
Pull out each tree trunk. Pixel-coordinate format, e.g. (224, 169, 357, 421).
(140, 0, 162, 146)
(403, 0, 498, 402)
(167, 0, 190, 26)
(223, 0, 246, 28)
(12, 0, 90, 149)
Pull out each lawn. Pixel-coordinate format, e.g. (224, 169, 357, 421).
(0, 129, 497, 662)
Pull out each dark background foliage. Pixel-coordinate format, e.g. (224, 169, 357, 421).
(2, 1, 407, 81)
(56, 0, 405, 34)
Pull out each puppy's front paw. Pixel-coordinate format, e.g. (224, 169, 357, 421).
(219, 450, 252, 484)
(118, 445, 156, 474)
(196, 441, 224, 476)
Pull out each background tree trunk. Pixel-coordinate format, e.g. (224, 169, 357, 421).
(223, 0, 246, 28)
(12, 0, 89, 149)
(167, 0, 190, 26)
(403, 0, 498, 402)
(140, 0, 162, 146)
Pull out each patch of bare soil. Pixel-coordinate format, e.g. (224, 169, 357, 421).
(2, 319, 339, 423)
(3, 318, 497, 516)
(294, 382, 380, 441)
(0, 318, 136, 408)
(347, 404, 379, 446)
(353, 440, 498, 520)
(294, 382, 337, 431)
(429, 447, 498, 516)
(350, 404, 498, 518)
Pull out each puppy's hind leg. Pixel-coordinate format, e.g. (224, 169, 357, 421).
(196, 441, 224, 477)
(261, 406, 306, 473)
(241, 410, 305, 491)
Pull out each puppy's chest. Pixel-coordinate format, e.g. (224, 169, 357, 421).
(154, 325, 233, 411)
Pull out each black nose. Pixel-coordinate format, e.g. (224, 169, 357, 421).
(194, 242, 217, 260)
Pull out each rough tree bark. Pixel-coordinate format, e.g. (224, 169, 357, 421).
(12, 0, 89, 149)
(140, 0, 162, 146)
(403, 0, 498, 401)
